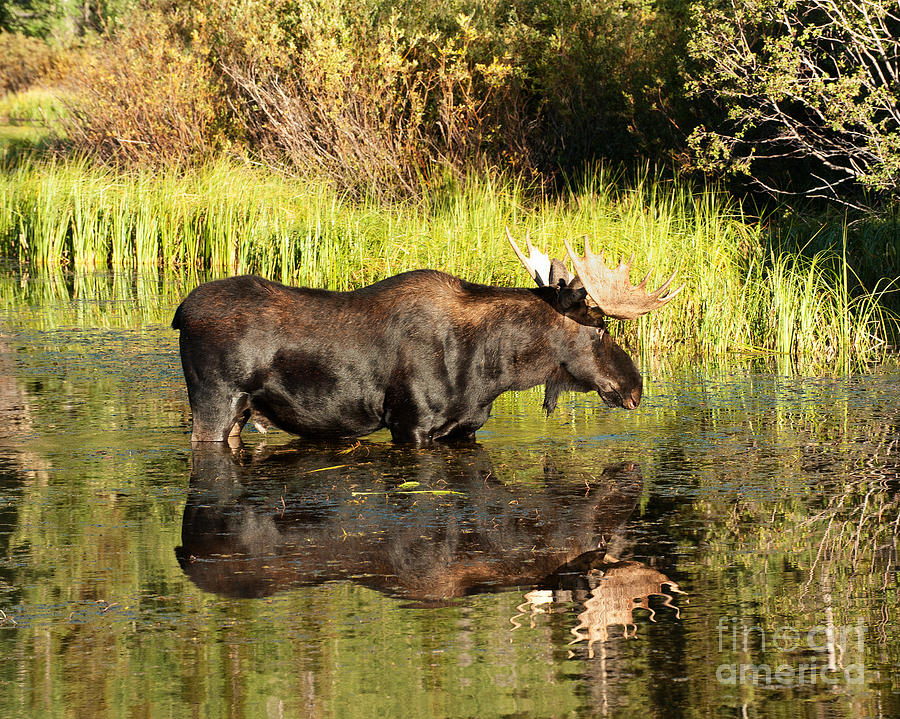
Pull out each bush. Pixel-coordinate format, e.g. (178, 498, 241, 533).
(1, 0, 138, 40)
(58, 10, 223, 164)
(0, 31, 61, 94)
(687, 0, 900, 204)
(49, 0, 696, 185)
(215, 0, 692, 193)
(494, 0, 693, 169)
(223, 6, 532, 195)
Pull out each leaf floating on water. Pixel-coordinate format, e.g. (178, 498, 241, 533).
(397, 481, 420, 490)
(397, 489, 464, 495)
(304, 464, 350, 474)
(351, 489, 465, 497)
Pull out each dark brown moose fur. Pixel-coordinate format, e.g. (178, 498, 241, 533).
(172, 270, 642, 444)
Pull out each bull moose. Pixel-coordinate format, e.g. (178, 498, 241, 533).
(172, 231, 682, 444)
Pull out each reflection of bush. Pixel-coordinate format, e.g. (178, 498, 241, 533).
(675, 396, 900, 691)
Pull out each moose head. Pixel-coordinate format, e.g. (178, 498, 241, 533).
(505, 228, 683, 413)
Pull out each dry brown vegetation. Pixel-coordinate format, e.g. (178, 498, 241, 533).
(4, 0, 687, 196)
(57, 11, 221, 164)
(0, 31, 64, 94)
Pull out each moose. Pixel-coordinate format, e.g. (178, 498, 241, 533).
(172, 231, 682, 444)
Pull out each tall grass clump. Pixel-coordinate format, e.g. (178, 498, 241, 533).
(768, 209, 900, 318)
(766, 249, 893, 373)
(0, 160, 895, 370)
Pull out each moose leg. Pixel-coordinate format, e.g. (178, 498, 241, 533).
(383, 383, 434, 445)
(228, 409, 250, 437)
(436, 426, 478, 443)
(188, 384, 251, 442)
(249, 409, 271, 434)
(433, 402, 492, 443)
(388, 424, 432, 445)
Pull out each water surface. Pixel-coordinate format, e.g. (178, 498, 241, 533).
(0, 271, 898, 718)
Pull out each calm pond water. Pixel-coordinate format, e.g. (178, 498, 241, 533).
(0, 270, 898, 718)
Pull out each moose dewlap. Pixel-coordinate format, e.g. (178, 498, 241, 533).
(171, 231, 682, 445)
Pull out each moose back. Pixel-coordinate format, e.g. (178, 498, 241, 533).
(172, 232, 681, 444)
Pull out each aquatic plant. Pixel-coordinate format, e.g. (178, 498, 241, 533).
(0, 160, 895, 371)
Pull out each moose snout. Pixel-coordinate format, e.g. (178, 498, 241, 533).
(623, 385, 642, 410)
(597, 382, 642, 409)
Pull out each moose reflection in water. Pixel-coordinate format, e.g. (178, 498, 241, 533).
(177, 442, 683, 645)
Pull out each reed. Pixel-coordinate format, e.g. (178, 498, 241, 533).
(0, 159, 896, 370)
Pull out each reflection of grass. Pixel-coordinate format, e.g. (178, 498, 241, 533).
(671, 380, 900, 693)
(0, 267, 194, 329)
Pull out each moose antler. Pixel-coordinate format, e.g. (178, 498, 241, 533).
(507, 228, 683, 318)
(505, 228, 572, 287)
(562, 236, 683, 320)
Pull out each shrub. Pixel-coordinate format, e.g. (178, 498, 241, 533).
(687, 0, 900, 204)
(0, 31, 61, 94)
(223, 6, 532, 196)
(216, 0, 692, 193)
(46, 0, 695, 184)
(493, 0, 693, 169)
(58, 9, 222, 164)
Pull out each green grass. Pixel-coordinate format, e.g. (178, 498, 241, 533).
(0, 158, 896, 372)
(0, 88, 68, 160)
(0, 87, 67, 123)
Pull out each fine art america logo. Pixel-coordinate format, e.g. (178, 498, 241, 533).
(716, 616, 866, 686)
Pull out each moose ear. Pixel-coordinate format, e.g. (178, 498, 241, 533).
(548, 259, 570, 287)
(557, 285, 588, 311)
